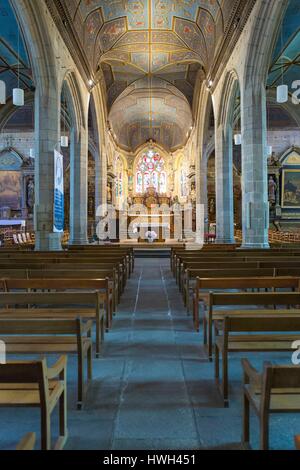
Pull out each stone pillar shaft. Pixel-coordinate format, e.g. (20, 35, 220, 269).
(69, 126, 88, 245)
(241, 84, 269, 249)
(215, 125, 235, 244)
(34, 87, 62, 251)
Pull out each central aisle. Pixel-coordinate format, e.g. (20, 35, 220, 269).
(73, 258, 242, 450)
(109, 258, 201, 449)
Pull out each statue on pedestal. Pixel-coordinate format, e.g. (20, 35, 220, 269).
(26, 178, 35, 211)
(268, 175, 277, 205)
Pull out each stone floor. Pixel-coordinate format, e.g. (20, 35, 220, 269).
(0, 258, 298, 450)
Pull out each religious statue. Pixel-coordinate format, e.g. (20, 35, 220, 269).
(27, 178, 34, 209)
(127, 191, 133, 207)
(267, 152, 280, 167)
(268, 175, 277, 204)
(189, 182, 196, 203)
(209, 197, 215, 215)
(107, 183, 112, 203)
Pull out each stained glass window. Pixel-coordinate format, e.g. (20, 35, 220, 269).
(135, 150, 166, 194)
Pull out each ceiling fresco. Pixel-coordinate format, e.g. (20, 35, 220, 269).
(61, 0, 239, 150)
(53, 0, 251, 150)
(61, 0, 235, 108)
(109, 77, 193, 151)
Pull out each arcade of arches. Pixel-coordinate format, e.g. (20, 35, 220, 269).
(1, 0, 300, 453)
(0, 0, 300, 248)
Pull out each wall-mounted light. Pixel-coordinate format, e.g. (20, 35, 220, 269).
(29, 148, 35, 158)
(266, 145, 273, 156)
(88, 79, 94, 87)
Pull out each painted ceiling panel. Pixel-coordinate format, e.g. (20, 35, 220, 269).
(58, 0, 249, 150)
(109, 77, 193, 151)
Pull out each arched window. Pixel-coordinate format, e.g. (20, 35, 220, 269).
(135, 150, 166, 194)
(115, 156, 123, 201)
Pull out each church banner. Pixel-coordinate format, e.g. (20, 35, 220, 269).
(53, 150, 64, 233)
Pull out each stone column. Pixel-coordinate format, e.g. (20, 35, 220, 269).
(240, 83, 269, 249)
(215, 124, 235, 244)
(69, 126, 89, 245)
(34, 87, 62, 251)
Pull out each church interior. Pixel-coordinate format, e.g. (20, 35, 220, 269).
(1, 0, 300, 454)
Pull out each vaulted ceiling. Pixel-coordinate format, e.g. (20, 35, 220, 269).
(109, 77, 193, 151)
(48, 0, 255, 151)
(0, 0, 32, 100)
(268, 0, 300, 90)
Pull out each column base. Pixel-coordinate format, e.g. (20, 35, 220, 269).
(35, 232, 63, 251)
(68, 238, 89, 246)
(239, 242, 270, 250)
(215, 237, 236, 244)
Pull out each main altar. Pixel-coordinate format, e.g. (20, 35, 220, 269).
(127, 187, 174, 242)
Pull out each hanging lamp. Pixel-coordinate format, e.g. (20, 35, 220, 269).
(234, 133, 241, 145)
(0, 81, 6, 104)
(13, 26, 24, 106)
(276, 23, 288, 103)
(60, 135, 69, 148)
(60, 86, 68, 148)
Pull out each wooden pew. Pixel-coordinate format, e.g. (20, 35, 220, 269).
(180, 258, 300, 293)
(242, 360, 300, 450)
(193, 276, 300, 331)
(1, 278, 113, 331)
(0, 318, 92, 409)
(16, 432, 36, 450)
(0, 261, 124, 299)
(0, 267, 119, 309)
(0, 258, 124, 282)
(0, 291, 105, 357)
(183, 267, 276, 309)
(214, 315, 300, 406)
(0, 357, 68, 450)
(182, 259, 300, 299)
(295, 436, 300, 450)
(205, 291, 300, 360)
(172, 248, 300, 279)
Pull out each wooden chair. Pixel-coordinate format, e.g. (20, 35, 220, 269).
(0, 317, 92, 409)
(242, 359, 300, 450)
(0, 358, 68, 450)
(16, 432, 36, 450)
(215, 315, 300, 406)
